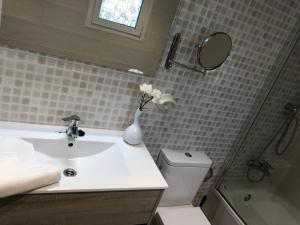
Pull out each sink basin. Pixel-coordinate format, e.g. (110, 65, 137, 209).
(25, 138, 131, 177)
(0, 121, 168, 193)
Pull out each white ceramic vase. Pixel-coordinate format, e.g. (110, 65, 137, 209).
(123, 108, 143, 145)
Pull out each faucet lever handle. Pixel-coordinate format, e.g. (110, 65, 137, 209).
(62, 115, 80, 122)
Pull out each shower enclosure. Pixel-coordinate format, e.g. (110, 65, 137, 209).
(217, 27, 300, 225)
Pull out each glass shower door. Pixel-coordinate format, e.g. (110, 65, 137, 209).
(218, 32, 300, 225)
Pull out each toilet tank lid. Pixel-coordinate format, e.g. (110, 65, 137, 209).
(160, 149, 212, 167)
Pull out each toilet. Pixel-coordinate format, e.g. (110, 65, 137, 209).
(154, 149, 212, 225)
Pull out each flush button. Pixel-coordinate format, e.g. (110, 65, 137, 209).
(185, 152, 192, 157)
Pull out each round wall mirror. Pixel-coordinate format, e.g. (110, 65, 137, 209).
(197, 32, 232, 70)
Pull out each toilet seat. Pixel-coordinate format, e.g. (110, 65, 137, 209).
(156, 205, 211, 225)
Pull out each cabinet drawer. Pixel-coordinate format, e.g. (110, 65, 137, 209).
(0, 190, 162, 225)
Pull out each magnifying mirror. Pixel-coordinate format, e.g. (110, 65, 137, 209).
(165, 32, 232, 74)
(197, 32, 232, 70)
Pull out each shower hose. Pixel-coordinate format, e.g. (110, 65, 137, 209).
(247, 114, 298, 182)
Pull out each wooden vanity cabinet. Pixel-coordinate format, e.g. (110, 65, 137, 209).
(0, 190, 163, 225)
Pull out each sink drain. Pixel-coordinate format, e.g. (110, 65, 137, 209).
(63, 168, 77, 177)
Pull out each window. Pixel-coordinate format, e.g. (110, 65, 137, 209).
(99, 0, 143, 28)
(86, 0, 153, 40)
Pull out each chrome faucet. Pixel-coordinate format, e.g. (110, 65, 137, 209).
(247, 159, 273, 182)
(62, 115, 85, 146)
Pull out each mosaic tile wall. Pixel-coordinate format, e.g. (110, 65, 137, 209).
(0, 0, 299, 204)
(223, 33, 300, 184)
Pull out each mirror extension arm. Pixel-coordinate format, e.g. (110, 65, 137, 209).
(165, 33, 206, 75)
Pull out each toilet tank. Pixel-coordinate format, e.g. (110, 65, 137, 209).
(157, 149, 212, 206)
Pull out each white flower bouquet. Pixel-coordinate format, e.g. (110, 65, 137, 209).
(139, 83, 162, 111)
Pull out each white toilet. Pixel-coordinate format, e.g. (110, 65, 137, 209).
(154, 149, 212, 225)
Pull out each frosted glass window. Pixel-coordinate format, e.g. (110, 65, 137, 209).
(99, 0, 144, 28)
(86, 0, 153, 40)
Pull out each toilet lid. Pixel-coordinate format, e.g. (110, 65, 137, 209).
(157, 206, 211, 225)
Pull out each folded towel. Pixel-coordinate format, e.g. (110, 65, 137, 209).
(0, 138, 61, 198)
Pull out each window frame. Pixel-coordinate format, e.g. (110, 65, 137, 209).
(86, 0, 153, 40)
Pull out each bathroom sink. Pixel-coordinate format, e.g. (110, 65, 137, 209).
(25, 138, 131, 177)
(0, 121, 168, 193)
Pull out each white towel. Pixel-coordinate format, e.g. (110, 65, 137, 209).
(0, 138, 61, 198)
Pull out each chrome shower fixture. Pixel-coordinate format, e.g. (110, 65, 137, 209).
(284, 102, 298, 114)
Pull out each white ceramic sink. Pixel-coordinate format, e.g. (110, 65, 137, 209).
(0, 121, 168, 193)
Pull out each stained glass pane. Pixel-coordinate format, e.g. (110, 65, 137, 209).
(99, 0, 144, 28)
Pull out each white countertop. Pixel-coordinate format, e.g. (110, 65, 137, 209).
(0, 121, 168, 193)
